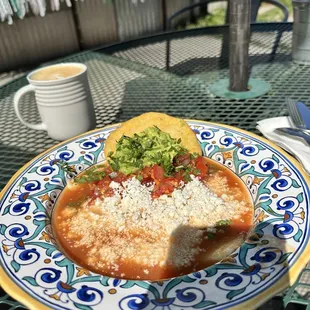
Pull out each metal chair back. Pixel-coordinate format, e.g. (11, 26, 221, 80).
(167, 0, 289, 30)
(165, 0, 289, 71)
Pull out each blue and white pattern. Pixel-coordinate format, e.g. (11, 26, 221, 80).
(0, 121, 309, 310)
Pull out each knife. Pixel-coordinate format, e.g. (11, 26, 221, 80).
(296, 102, 310, 129)
(274, 127, 310, 146)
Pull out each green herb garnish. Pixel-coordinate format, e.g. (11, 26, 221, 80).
(192, 168, 201, 175)
(108, 126, 188, 175)
(190, 152, 199, 159)
(183, 171, 192, 182)
(74, 167, 106, 184)
(55, 160, 76, 174)
(216, 220, 232, 227)
(208, 163, 221, 174)
(207, 233, 216, 239)
(67, 196, 88, 207)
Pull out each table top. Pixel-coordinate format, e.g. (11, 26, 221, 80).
(0, 22, 309, 309)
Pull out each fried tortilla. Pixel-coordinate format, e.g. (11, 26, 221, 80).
(104, 112, 202, 158)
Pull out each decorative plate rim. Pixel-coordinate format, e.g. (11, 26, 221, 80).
(0, 120, 310, 310)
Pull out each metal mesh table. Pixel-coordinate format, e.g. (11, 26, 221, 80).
(0, 22, 309, 309)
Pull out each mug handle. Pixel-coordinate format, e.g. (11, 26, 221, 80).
(14, 84, 47, 131)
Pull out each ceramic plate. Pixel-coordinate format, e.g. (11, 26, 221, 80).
(0, 121, 309, 310)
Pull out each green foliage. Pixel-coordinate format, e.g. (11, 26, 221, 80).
(185, 0, 293, 29)
(187, 8, 226, 29)
(257, 0, 293, 23)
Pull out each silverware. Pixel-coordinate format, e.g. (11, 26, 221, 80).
(287, 98, 309, 129)
(274, 127, 310, 146)
(296, 101, 310, 129)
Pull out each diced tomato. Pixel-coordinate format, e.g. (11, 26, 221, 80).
(102, 187, 114, 197)
(152, 176, 181, 198)
(151, 165, 165, 185)
(92, 154, 210, 200)
(174, 171, 184, 183)
(161, 182, 175, 193)
(142, 166, 153, 178)
(104, 166, 113, 175)
(97, 176, 112, 188)
(152, 182, 175, 199)
(141, 177, 154, 185)
(174, 153, 191, 167)
(113, 172, 128, 183)
(152, 165, 165, 180)
(163, 177, 179, 187)
(195, 156, 209, 178)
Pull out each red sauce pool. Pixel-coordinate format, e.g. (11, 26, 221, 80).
(52, 158, 253, 280)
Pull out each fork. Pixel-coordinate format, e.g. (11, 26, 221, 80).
(274, 127, 310, 146)
(287, 98, 307, 129)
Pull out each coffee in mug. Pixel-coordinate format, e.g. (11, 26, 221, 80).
(30, 65, 84, 81)
(14, 63, 96, 141)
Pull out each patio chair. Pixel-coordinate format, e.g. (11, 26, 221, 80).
(165, 0, 290, 70)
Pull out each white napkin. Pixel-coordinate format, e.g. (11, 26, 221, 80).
(257, 116, 310, 175)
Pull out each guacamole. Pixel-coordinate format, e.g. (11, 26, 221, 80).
(108, 126, 188, 175)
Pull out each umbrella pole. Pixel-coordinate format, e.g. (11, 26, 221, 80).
(209, 0, 270, 99)
(229, 0, 251, 92)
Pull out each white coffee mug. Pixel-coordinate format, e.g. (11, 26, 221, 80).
(14, 63, 96, 141)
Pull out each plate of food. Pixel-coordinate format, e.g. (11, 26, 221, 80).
(0, 112, 309, 310)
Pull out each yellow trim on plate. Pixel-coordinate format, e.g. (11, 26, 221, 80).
(0, 120, 309, 310)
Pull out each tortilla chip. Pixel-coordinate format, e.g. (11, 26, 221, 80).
(104, 112, 201, 158)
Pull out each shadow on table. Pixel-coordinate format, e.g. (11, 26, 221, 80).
(117, 52, 292, 119)
(118, 73, 223, 122)
(0, 142, 37, 190)
(0, 286, 27, 310)
(167, 53, 292, 77)
(134, 219, 301, 310)
(259, 297, 307, 310)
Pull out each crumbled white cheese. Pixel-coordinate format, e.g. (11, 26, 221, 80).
(66, 175, 250, 272)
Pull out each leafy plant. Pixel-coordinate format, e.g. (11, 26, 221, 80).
(185, 0, 293, 29)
